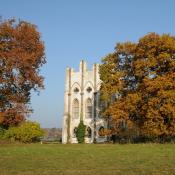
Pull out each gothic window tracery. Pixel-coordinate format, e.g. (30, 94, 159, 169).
(74, 87, 79, 93)
(86, 87, 92, 93)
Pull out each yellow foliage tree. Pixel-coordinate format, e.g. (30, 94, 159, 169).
(100, 33, 175, 140)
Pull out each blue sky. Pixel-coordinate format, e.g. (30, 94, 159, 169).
(0, 0, 175, 128)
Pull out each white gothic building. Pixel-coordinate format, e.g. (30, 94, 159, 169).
(62, 60, 107, 143)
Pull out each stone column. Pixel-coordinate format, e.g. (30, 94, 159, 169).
(80, 60, 86, 121)
(93, 63, 97, 143)
(67, 68, 72, 143)
(62, 67, 70, 143)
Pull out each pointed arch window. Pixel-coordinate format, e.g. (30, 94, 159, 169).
(86, 126, 92, 138)
(72, 99, 79, 119)
(86, 98, 92, 118)
(73, 127, 78, 137)
(98, 126, 105, 137)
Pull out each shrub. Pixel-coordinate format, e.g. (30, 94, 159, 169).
(4, 121, 44, 143)
(0, 125, 5, 139)
(76, 121, 86, 143)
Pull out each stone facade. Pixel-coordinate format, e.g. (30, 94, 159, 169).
(62, 60, 107, 143)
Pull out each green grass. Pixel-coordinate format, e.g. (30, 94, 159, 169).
(0, 144, 175, 175)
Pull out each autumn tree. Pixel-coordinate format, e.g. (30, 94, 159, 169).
(99, 33, 175, 140)
(0, 18, 45, 128)
(134, 33, 175, 138)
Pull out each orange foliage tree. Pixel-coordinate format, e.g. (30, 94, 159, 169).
(0, 18, 46, 128)
(99, 33, 175, 139)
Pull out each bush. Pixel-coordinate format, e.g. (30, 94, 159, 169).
(0, 125, 5, 139)
(76, 121, 86, 143)
(4, 121, 44, 143)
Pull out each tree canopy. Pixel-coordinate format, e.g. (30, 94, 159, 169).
(99, 33, 175, 139)
(0, 18, 46, 127)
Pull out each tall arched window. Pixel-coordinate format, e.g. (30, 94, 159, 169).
(86, 126, 92, 138)
(72, 99, 79, 119)
(86, 98, 92, 118)
(73, 127, 78, 137)
(98, 126, 105, 136)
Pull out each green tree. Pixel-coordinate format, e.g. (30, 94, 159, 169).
(76, 121, 86, 143)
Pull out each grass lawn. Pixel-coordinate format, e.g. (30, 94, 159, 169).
(0, 143, 175, 175)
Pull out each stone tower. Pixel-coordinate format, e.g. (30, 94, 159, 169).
(62, 60, 107, 143)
